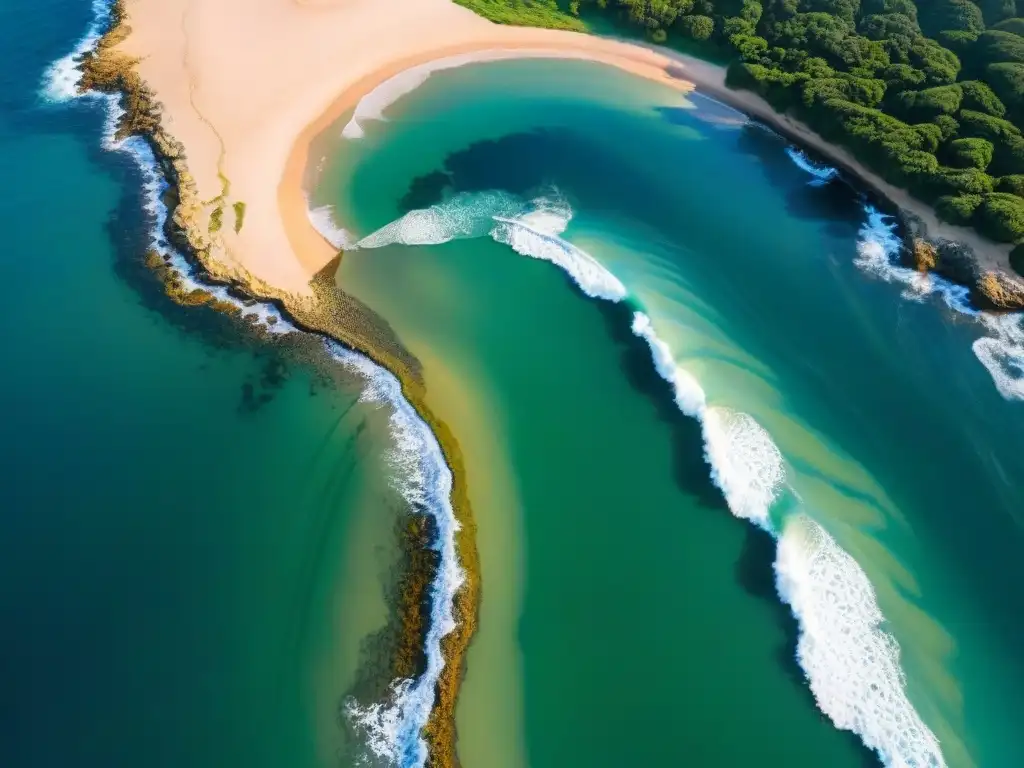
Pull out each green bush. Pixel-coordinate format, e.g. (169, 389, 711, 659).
(678, 14, 714, 39)
(933, 114, 961, 139)
(986, 62, 1024, 115)
(980, 0, 1018, 25)
(936, 193, 985, 223)
(996, 173, 1024, 193)
(960, 80, 1009, 116)
(947, 137, 995, 168)
(976, 191, 1024, 239)
(993, 17, 1024, 35)
(919, 0, 985, 37)
(895, 84, 963, 118)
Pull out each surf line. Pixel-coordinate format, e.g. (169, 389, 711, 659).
(355, 190, 948, 767)
(42, 4, 472, 767)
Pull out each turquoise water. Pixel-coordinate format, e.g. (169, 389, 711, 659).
(312, 58, 1024, 767)
(1, 2, 430, 767)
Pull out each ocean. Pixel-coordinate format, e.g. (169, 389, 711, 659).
(310, 57, 1024, 767)
(2, 1, 446, 767)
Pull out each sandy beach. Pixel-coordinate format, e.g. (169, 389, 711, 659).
(112, 0, 704, 296)
(111, 0, 1017, 300)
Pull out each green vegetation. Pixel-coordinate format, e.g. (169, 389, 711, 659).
(208, 205, 223, 234)
(455, 0, 1024, 251)
(232, 201, 246, 233)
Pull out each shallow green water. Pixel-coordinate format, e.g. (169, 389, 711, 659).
(1, 2, 410, 767)
(314, 58, 1024, 767)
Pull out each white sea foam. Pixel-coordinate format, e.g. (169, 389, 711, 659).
(327, 341, 464, 768)
(357, 190, 521, 248)
(630, 312, 782, 528)
(776, 516, 945, 768)
(356, 190, 626, 300)
(856, 205, 1024, 400)
(307, 202, 356, 250)
(343, 51, 529, 139)
(785, 146, 839, 186)
(630, 312, 944, 765)
(40, 0, 113, 102)
(43, 0, 298, 337)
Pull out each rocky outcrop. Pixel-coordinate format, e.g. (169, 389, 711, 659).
(912, 238, 936, 272)
(977, 270, 1024, 310)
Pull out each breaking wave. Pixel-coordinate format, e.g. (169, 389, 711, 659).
(632, 308, 944, 767)
(856, 206, 1024, 400)
(307, 201, 356, 250)
(355, 190, 627, 300)
(40, 0, 113, 103)
(785, 146, 839, 186)
(358, 185, 944, 765)
(45, 14, 466, 768)
(327, 343, 464, 768)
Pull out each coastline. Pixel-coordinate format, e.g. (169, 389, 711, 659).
(57, 0, 1024, 766)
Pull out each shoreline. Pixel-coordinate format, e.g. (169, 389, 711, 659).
(57, 0, 1023, 765)
(285, 35, 1024, 311)
(67, 3, 480, 766)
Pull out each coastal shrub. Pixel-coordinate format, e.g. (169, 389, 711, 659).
(452, 0, 586, 29)
(915, 122, 944, 151)
(803, 75, 886, 107)
(947, 137, 996, 168)
(958, 108, 1022, 140)
(860, 13, 920, 43)
(973, 30, 1024, 67)
(990, 131, 1024, 172)
(936, 193, 985, 223)
(933, 113, 961, 139)
(975, 191, 1024, 239)
(907, 38, 961, 84)
(678, 14, 715, 39)
(986, 62, 1024, 116)
(936, 29, 980, 58)
(981, 0, 1018, 24)
(960, 80, 1008, 116)
(895, 83, 963, 118)
(994, 17, 1024, 34)
(233, 201, 246, 233)
(996, 172, 1024, 193)
(919, 0, 985, 37)
(932, 166, 997, 194)
(882, 63, 926, 92)
(862, 0, 918, 23)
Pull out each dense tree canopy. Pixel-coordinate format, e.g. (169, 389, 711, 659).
(458, 0, 1024, 246)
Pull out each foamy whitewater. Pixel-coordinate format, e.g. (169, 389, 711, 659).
(44, 10, 465, 768)
(355, 189, 627, 300)
(343, 50, 566, 139)
(856, 207, 1024, 401)
(357, 187, 947, 766)
(327, 342, 464, 768)
(786, 146, 840, 185)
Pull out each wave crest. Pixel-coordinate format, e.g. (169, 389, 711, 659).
(777, 516, 945, 768)
(355, 190, 627, 300)
(785, 146, 839, 186)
